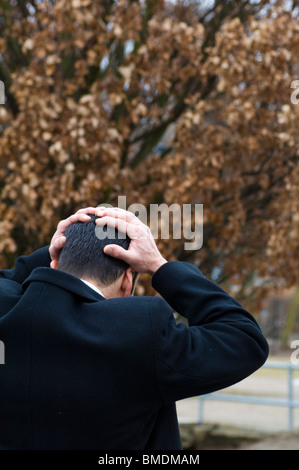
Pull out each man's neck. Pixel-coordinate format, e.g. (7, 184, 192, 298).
(80, 279, 105, 298)
(80, 275, 125, 299)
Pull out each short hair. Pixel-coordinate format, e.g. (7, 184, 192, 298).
(57, 214, 130, 286)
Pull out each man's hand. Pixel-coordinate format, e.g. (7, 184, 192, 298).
(95, 207, 167, 276)
(49, 207, 97, 269)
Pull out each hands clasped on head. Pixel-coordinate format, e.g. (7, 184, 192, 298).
(49, 206, 167, 277)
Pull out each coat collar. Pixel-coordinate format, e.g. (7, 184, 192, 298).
(22, 267, 105, 302)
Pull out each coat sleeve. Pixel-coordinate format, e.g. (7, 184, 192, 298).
(0, 246, 51, 284)
(150, 261, 269, 404)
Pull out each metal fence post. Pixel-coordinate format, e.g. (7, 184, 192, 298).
(198, 396, 204, 425)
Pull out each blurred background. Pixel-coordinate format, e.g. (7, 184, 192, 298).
(0, 0, 299, 449)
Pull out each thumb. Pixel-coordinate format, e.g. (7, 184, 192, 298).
(50, 259, 58, 269)
(103, 244, 130, 262)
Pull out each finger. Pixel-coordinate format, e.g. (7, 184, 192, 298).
(76, 207, 97, 214)
(67, 213, 91, 224)
(96, 207, 124, 217)
(49, 236, 66, 260)
(77, 213, 93, 222)
(50, 259, 58, 269)
(103, 244, 132, 263)
(96, 215, 131, 236)
(95, 205, 120, 214)
(96, 207, 139, 224)
(56, 213, 91, 233)
(95, 215, 141, 239)
(52, 235, 66, 252)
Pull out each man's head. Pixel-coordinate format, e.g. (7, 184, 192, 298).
(57, 214, 136, 298)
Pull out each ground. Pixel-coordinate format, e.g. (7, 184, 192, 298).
(240, 431, 299, 450)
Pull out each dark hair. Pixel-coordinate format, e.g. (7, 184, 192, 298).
(58, 214, 130, 286)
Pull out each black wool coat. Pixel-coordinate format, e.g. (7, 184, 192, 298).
(0, 247, 268, 449)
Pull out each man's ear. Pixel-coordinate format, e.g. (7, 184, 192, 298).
(120, 267, 135, 297)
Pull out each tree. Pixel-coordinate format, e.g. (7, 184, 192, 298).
(0, 0, 298, 313)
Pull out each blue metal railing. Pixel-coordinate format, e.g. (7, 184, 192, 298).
(198, 361, 299, 432)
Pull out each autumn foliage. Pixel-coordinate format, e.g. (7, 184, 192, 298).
(0, 0, 298, 312)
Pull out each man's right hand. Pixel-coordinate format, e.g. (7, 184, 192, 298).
(49, 207, 97, 269)
(95, 207, 167, 276)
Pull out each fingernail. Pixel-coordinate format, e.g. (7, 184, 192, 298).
(106, 247, 112, 254)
